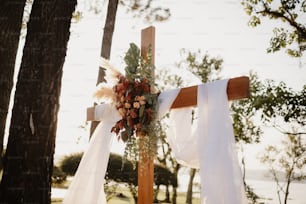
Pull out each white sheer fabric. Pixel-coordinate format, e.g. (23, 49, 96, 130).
(63, 80, 246, 204)
(158, 79, 247, 204)
(197, 80, 247, 204)
(158, 88, 201, 167)
(62, 104, 120, 204)
(158, 87, 199, 168)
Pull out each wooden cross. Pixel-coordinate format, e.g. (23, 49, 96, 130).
(87, 26, 250, 204)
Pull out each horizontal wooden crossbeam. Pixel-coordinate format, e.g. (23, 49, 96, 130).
(171, 76, 249, 109)
(86, 76, 250, 121)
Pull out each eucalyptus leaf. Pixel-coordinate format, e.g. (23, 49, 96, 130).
(124, 43, 140, 79)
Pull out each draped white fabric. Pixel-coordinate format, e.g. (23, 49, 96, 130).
(63, 79, 246, 204)
(158, 89, 200, 168)
(62, 104, 120, 204)
(158, 79, 247, 204)
(197, 80, 247, 204)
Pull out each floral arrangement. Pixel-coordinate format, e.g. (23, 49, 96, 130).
(93, 43, 158, 160)
(111, 75, 157, 141)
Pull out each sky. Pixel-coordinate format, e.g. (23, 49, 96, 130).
(51, 0, 306, 171)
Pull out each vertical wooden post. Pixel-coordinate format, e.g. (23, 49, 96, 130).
(138, 26, 155, 204)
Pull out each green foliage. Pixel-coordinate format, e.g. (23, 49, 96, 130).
(106, 153, 138, 185)
(248, 15, 261, 27)
(156, 69, 184, 91)
(177, 49, 223, 83)
(60, 152, 83, 176)
(124, 43, 141, 79)
(232, 73, 263, 144)
(124, 43, 155, 86)
(52, 166, 67, 184)
(109, 151, 177, 203)
(252, 80, 306, 126)
(59, 152, 177, 185)
(254, 79, 306, 204)
(74, 0, 170, 23)
(72, 10, 83, 23)
(231, 99, 262, 144)
(245, 184, 261, 204)
(241, 0, 306, 57)
(119, 0, 171, 23)
(107, 153, 178, 187)
(234, 74, 306, 144)
(117, 43, 158, 165)
(267, 28, 302, 57)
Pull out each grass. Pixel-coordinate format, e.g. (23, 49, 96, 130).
(52, 192, 200, 204)
(51, 181, 201, 204)
(106, 187, 201, 204)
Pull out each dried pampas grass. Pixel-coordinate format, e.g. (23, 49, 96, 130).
(93, 58, 123, 103)
(100, 57, 122, 84)
(93, 83, 115, 103)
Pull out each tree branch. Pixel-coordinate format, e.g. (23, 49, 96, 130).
(256, 6, 306, 40)
(272, 124, 306, 136)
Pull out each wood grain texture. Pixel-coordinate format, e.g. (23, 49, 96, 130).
(171, 76, 250, 109)
(137, 26, 155, 204)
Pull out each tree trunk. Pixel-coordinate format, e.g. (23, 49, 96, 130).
(0, 0, 26, 171)
(97, 0, 119, 84)
(284, 168, 293, 204)
(186, 168, 196, 204)
(164, 185, 170, 202)
(0, 0, 76, 203)
(171, 163, 180, 204)
(90, 0, 119, 136)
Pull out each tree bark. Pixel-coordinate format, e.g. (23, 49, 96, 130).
(97, 0, 119, 84)
(186, 168, 196, 204)
(171, 163, 180, 204)
(0, 0, 76, 203)
(0, 0, 26, 171)
(90, 0, 119, 136)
